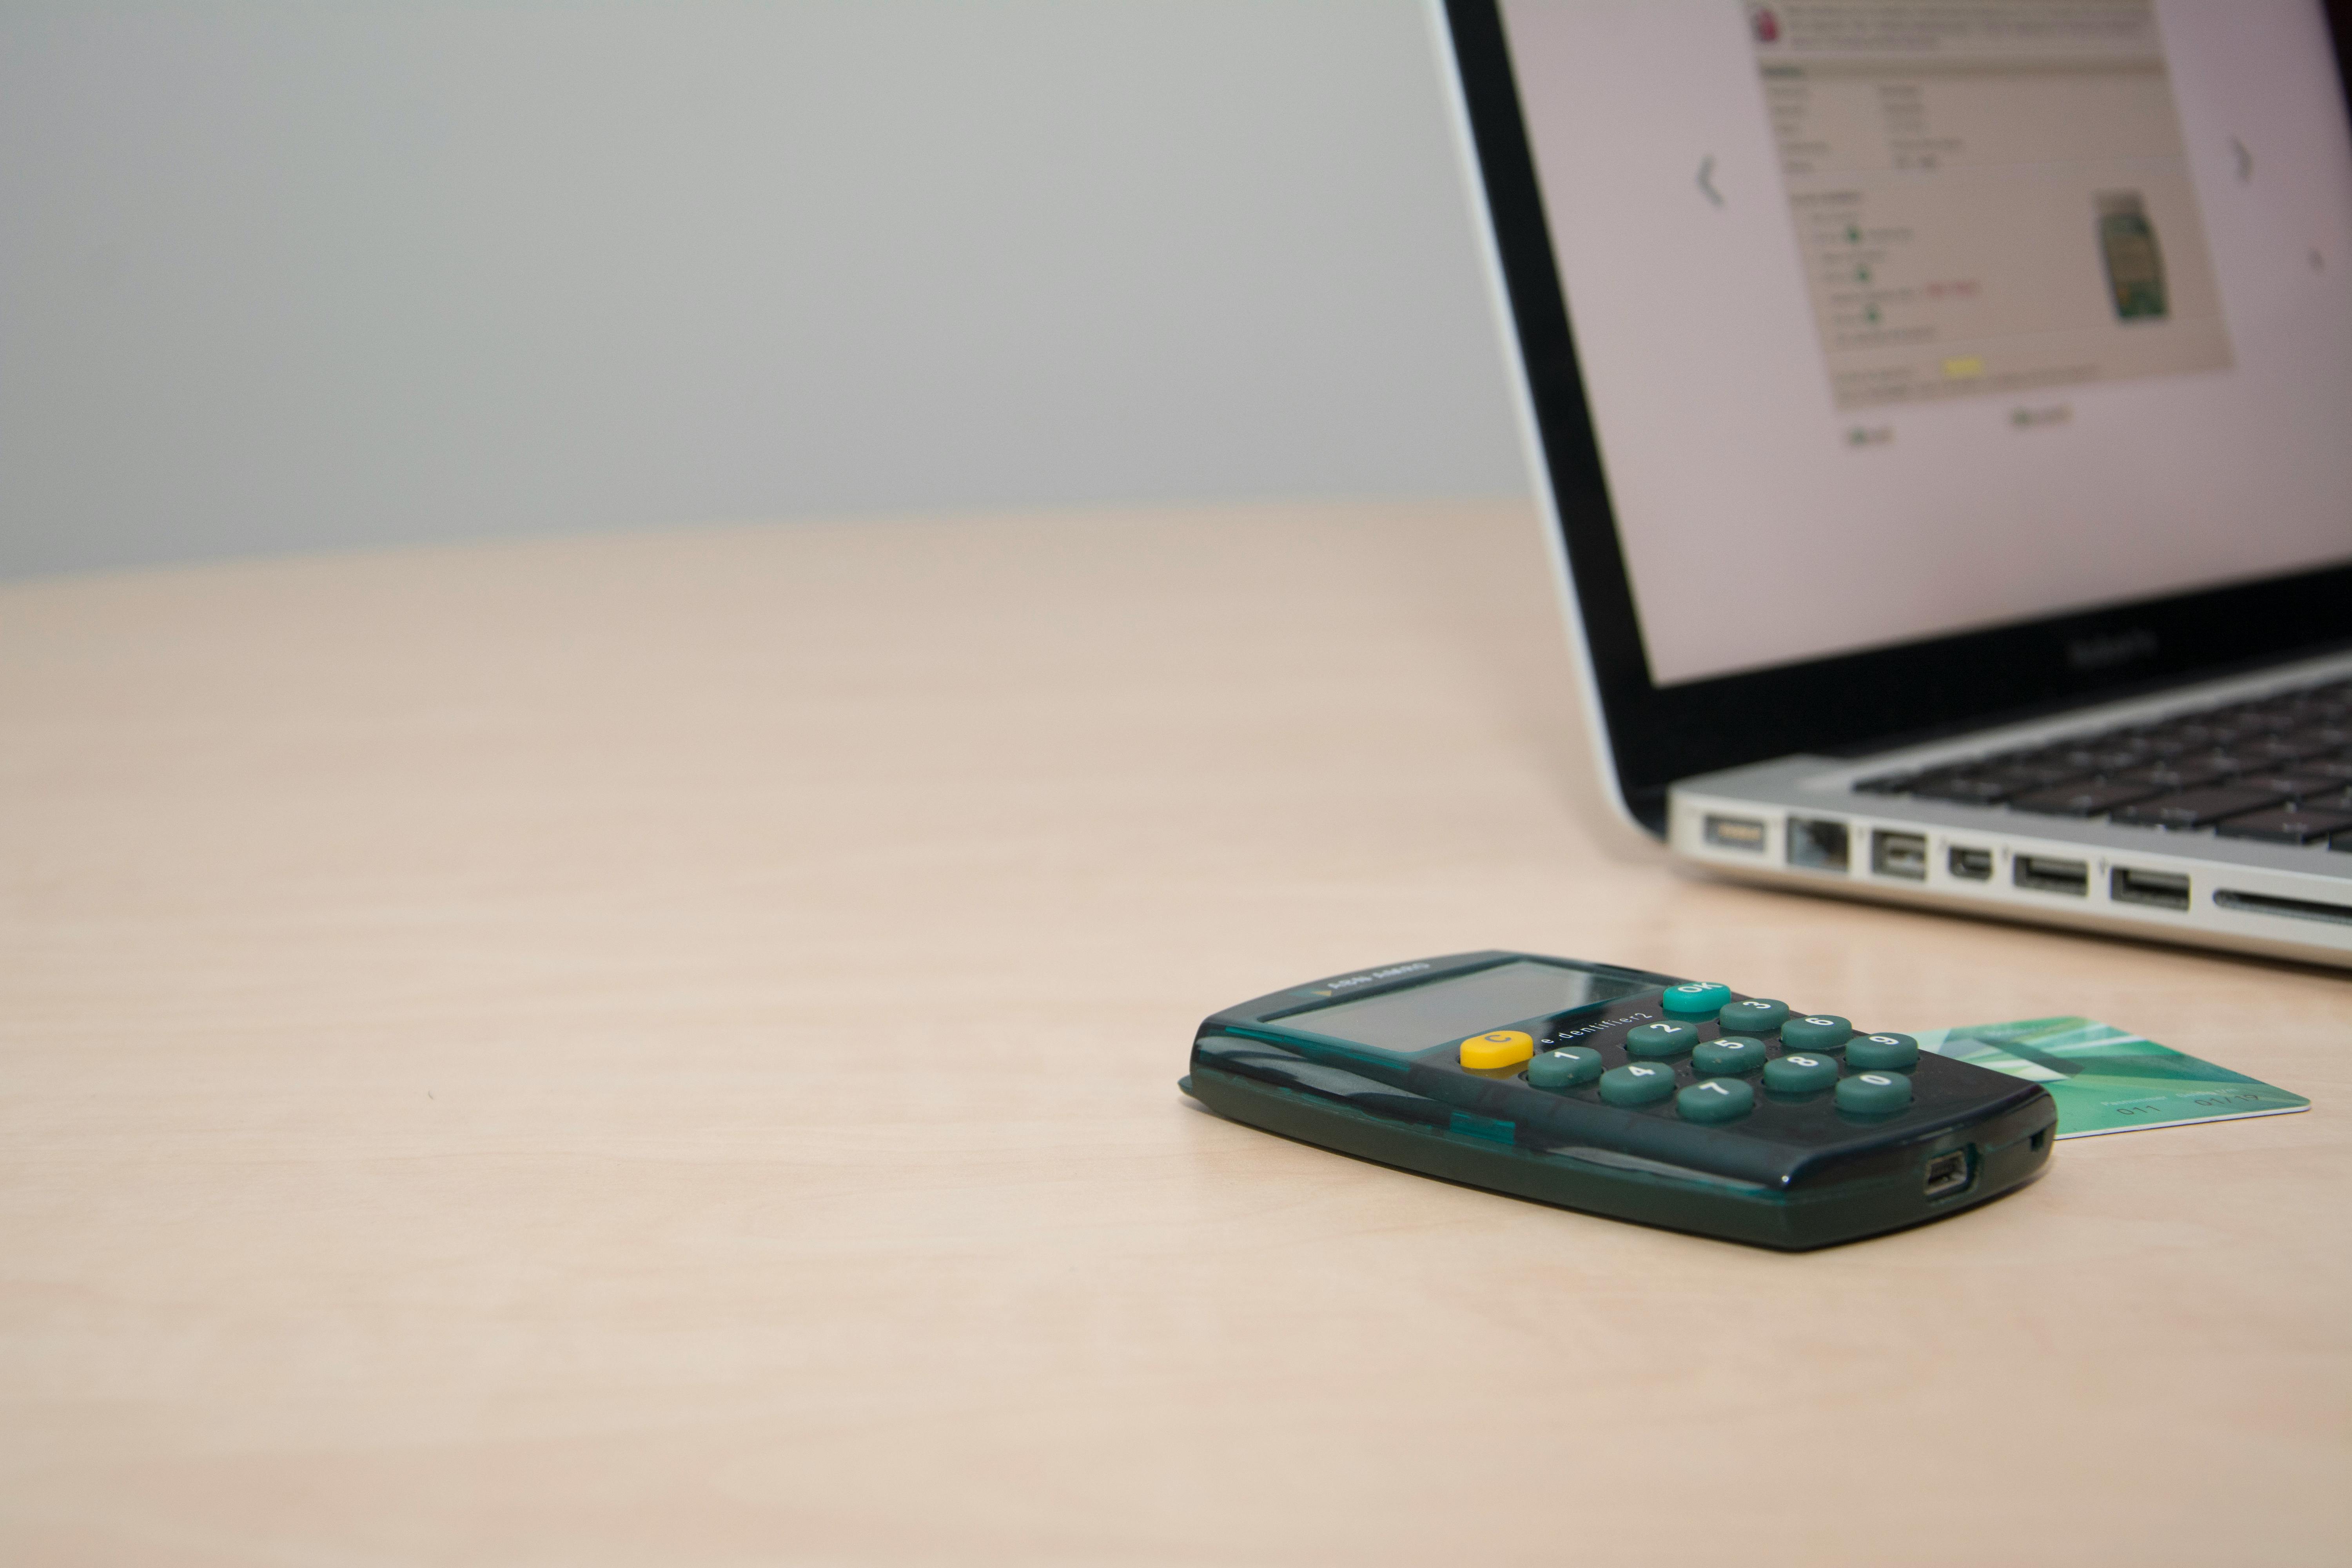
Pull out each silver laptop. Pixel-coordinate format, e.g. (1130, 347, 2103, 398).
(1436, 0, 2352, 967)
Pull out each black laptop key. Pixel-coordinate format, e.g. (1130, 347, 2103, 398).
(2222, 704, 2303, 732)
(2112, 730, 2192, 759)
(1908, 761, 2094, 803)
(2227, 736, 2339, 768)
(1851, 771, 1917, 795)
(2007, 779, 2168, 818)
(2213, 806, 2352, 844)
(2151, 720, 2262, 749)
(1906, 770, 2016, 804)
(2238, 773, 2342, 800)
(2007, 760, 2100, 787)
(2007, 744, 2125, 779)
(2110, 757, 2239, 791)
(2081, 744, 2157, 771)
(2111, 783, 2298, 828)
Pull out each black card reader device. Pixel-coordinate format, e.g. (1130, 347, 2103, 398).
(1181, 951, 2055, 1249)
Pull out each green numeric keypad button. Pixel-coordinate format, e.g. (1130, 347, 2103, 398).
(1692, 1036, 1768, 1075)
(1526, 1047, 1604, 1089)
(1847, 1032, 1920, 1070)
(1599, 1062, 1679, 1106)
(1780, 1014, 1853, 1052)
(1677, 1078, 1754, 1123)
(1624, 1020, 1700, 1058)
(1717, 998, 1791, 1033)
(1836, 1071, 1913, 1114)
(1660, 981, 1731, 1017)
(1763, 1053, 1839, 1093)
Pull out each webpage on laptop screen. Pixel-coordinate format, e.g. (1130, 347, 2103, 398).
(1498, 0, 2352, 686)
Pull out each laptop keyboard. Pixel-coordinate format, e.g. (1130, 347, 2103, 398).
(1853, 677, 2352, 851)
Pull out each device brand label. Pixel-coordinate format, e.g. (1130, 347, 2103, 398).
(1298, 961, 1432, 998)
(2065, 627, 2158, 672)
(1555, 1010, 1652, 1042)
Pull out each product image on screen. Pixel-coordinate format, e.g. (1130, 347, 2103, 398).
(1281, 961, 1650, 1054)
(1756, 0, 2231, 410)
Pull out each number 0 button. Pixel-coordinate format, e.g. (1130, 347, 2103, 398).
(1836, 1072, 1913, 1114)
(1678, 1078, 1754, 1123)
(1763, 1053, 1839, 1093)
(1600, 1062, 1678, 1106)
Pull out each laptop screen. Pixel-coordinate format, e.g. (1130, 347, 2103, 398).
(1495, 0, 2352, 689)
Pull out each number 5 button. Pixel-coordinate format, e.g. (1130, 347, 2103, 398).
(1693, 1035, 1767, 1075)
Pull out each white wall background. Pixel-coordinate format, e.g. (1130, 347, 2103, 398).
(0, 1, 1526, 579)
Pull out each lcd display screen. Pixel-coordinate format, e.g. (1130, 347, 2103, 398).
(1283, 961, 1650, 1054)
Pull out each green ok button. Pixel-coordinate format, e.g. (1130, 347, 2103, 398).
(1661, 982, 1731, 1016)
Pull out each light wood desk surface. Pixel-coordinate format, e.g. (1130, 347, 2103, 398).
(4, 501, 2347, 1565)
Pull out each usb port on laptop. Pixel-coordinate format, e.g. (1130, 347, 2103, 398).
(2014, 854, 2089, 896)
(1871, 829, 1927, 880)
(2111, 867, 2189, 910)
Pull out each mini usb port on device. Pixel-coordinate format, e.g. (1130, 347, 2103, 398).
(1704, 814, 1766, 852)
(2014, 854, 2090, 897)
(1949, 846, 1993, 880)
(1870, 829, 1927, 880)
(1924, 1149, 1973, 1198)
(2111, 867, 2190, 910)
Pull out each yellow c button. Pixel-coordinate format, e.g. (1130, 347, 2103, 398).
(1459, 1029, 1535, 1069)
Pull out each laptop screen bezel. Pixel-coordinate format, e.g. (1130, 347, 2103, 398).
(1441, 0, 2352, 832)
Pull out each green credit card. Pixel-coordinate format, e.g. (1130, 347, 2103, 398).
(1914, 1016, 2309, 1139)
